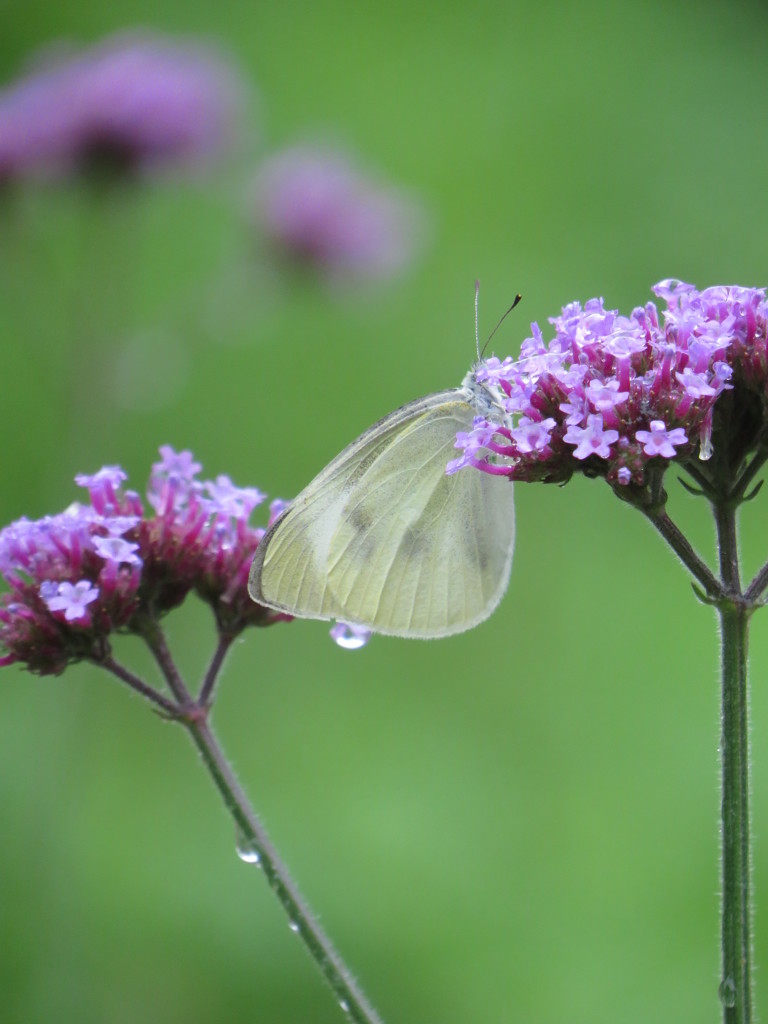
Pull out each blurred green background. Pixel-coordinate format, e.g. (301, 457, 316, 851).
(2, 1, 768, 1021)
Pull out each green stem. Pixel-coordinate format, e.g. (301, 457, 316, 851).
(184, 715, 383, 1024)
(643, 506, 724, 600)
(134, 612, 194, 707)
(197, 631, 236, 706)
(714, 500, 753, 1023)
(731, 447, 768, 503)
(99, 654, 180, 717)
(128, 615, 382, 1024)
(745, 561, 768, 603)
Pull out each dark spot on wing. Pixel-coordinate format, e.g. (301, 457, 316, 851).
(348, 505, 374, 533)
(402, 525, 431, 558)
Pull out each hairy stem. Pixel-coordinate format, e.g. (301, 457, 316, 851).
(643, 506, 724, 600)
(134, 613, 194, 707)
(119, 616, 383, 1024)
(731, 447, 768, 502)
(714, 500, 753, 1024)
(99, 654, 179, 716)
(198, 631, 236, 706)
(744, 561, 768, 603)
(184, 715, 384, 1024)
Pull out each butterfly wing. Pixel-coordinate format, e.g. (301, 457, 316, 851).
(249, 388, 515, 638)
(249, 397, 438, 623)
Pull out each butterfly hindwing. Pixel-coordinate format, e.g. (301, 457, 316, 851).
(326, 396, 506, 636)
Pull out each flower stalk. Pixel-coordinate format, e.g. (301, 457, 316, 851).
(714, 496, 753, 1022)
(636, 481, 756, 1021)
(718, 598, 751, 1020)
(185, 713, 383, 1024)
(102, 628, 383, 1024)
(0, 447, 381, 1023)
(453, 280, 768, 1020)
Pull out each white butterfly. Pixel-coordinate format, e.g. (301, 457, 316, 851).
(249, 368, 515, 639)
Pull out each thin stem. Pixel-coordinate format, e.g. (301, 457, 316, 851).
(134, 613, 194, 707)
(715, 500, 753, 1024)
(731, 447, 768, 502)
(184, 715, 383, 1024)
(681, 458, 716, 497)
(714, 502, 742, 592)
(745, 562, 768, 603)
(198, 632, 236, 706)
(113, 618, 383, 1023)
(98, 655, 180, 716)
(642, 506, 724, 600)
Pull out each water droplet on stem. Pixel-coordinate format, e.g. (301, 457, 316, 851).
(719, 976, 737, 1008)
(235, 826, 262, 866)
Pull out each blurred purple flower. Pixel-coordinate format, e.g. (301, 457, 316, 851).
(0, 447, 288, 675)
(0, 30, 243, 183)
(253, 144, 425, 283)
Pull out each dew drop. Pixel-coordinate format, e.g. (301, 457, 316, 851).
(339, 999, 350, 1014)
(719, 976, 737, 1008)
(289, 921, 300, 933)
(330, 621, 372, 650)
(235, 826, 262, 866)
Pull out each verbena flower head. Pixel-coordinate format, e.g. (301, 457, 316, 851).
(253, 144, 424, 283)
(450, 281, 766, 495)
(0, 31, 242, 183)
(0, 447, 287, 675)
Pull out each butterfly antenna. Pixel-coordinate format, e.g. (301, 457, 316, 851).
(474, 280, 481, 360)
(480, 292, 522, 359)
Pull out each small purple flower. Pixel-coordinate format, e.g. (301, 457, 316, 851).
(509, 416, 556, 454)
(154, 445, 203, 480)
(586, 378, 630, 412)
(101, 515, 142, 536)
(253, 144, 424, 284)
(602, 329, 647, 359)
(0, 31, 242, 183)
(204, 475, 266, 519)
(559, 391, 590, 427)
(675, 368, 717, 400)
(267, 498, 290, 523)
(76, 466, 128, 514)
(0, 447, 288, 675)
(92, 535, 142, 566)
(453, 280, 768, 489)
(635, 421, 688, 459)
(42, 580, 100, 622)
(563, 415, 620, 460)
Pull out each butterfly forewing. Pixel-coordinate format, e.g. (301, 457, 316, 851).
(249, 394, 456, 620)
(249, 381, 515, 638)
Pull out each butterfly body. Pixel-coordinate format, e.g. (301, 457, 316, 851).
(249, 369, 514, 638)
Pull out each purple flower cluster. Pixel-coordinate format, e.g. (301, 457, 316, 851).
(0, 447, 287, 675)
(0, 31, 240, 182)
(449, 281, 767, 489)
(253, 144, 422, 283)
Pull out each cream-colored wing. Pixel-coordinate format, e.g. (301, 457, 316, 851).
(248, 391, 460, 622)
(249, 389, 515, 639)
(325, 397, 514, 637)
